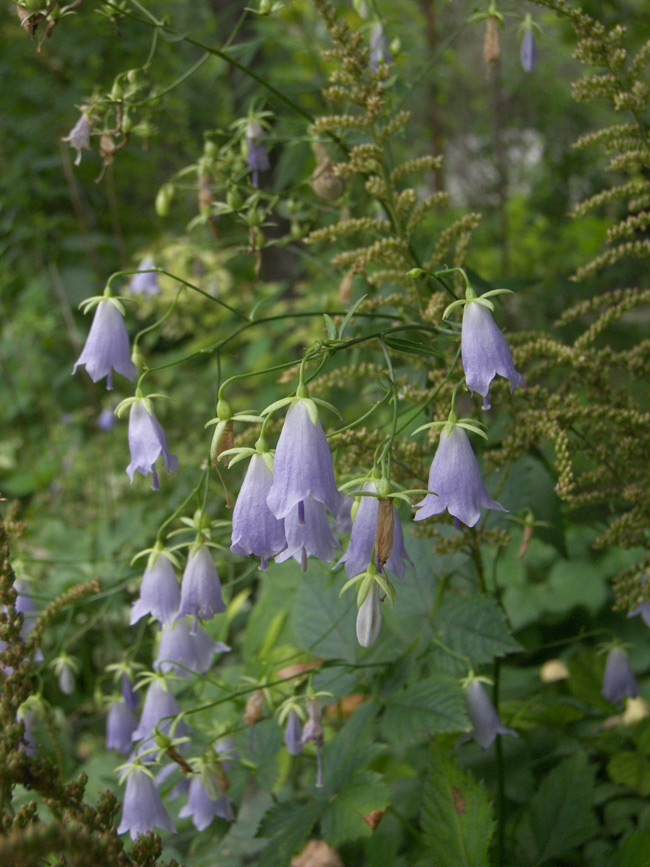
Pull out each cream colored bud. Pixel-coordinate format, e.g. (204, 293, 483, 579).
(540, 659, 569, 683)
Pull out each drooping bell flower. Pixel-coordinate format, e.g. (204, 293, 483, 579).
(602, 647, 639, 705)
(97, 407, 117, 431)
(285, 709, 303, 756)
(107, 699, 138, 754)
(130, 554, 180, 628)
(453, 288, 524, 410)
(520, 28, 538, 72)
(246, 119, 270, 189)
(628, 601, 650, 628)
(334, 496, 353, 534)
(177, 546, 226, 629)
(275, 496, 341, 572)
(369, 22, 391, 73)
(267, 397, 342, 520)
(301, 697, 325, 788)
(179, 776, 233, 830)
(63, 113, 91, 165)
(121, 673, 139, 711)
(154, 618, 229, 678)
(124, 396, 178, 491)
(73, 297, 137, 390)
(414, 415, 506, 528)
(117, 764, 175, 839)
(356, 581, 382, 648)
(129, 256, 161, 296)
(132, 678, 189, 747)
(465, 679, 517, 750)
(230, 453, 287, 569)
(338, 481, 411, 580)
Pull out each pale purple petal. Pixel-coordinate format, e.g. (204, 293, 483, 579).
(334, 496, 353, 534)
(275, 497, 341, 570)
(97, 408, 116, 431)
(73, 300, 137, 388)
(130, 556, 180, 627)
(177, 547, 226, 622)
(155, 618, 228, 677)
(461, 302, 524, 405)
(520, 29, 538, 73)
(414, 426, 506, 528)
(230, 455, 287, 561)
(267, 401, 342, 519)
(465, 680, 517, 750)
(126, 402, 178, 490)
(64, 114, 91, 165)
(132, 680, 188, 745)
(129, 257, 161, 296)
(602, 647, 639, 704)
(285, 709, 303, 755)
(179, 777, 230, 831)
(628, 602, 650, 629)
(121, 674, 138, 711)
(107, 700, 137, 754)
(117, 767, 175, 839)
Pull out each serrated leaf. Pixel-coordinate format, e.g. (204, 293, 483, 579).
(382, 675, 468, 744)
(433, 595, 521, 666)
(528, 752, 598, 863)
(321, 771, 390, 846)
(608, 752, 650, 797)
(257, 801, 325, 867)
(420, 743, 494, 867)
(292, 566, 358, 663)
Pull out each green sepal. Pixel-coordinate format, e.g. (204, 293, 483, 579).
(456, 422, 488, 440)
(323, 314, 337, 340)
(411, 420, 447, 437)
(260, 396, 295, 417)
(339, 572, 366, 599)
(310, 397, 342, 419)
(339, 293, 368, 339)
(442, 298, 466, 320)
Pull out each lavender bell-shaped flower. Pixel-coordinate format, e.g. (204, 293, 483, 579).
(414, 419, 506, 528)
(369, 22, 391, 73)
(132, 678, 189, 746)
(602, 647, 639, 705)
(177, 546, 226, 627)
(459, 290, 524, 410)
(246, 119, 270, 189)
(231, 454, 287, 569)
(129, 256, 161, 296)
(301, 698, 325, 788)
(130, 554, 180, 627)
(154, 618, 229, 678)
(465, 680, 517, 750)
(275, 496, 341, 572)
(63, 114, 91, 165)
(334, 496, 353, 534)
(338, 481, 411, 580)
(520, 28, 538, 72)
(97, 407, 117, 432)
(107, 700, 138, 754)
(126, 398, 178, 491)
(73, 298, 137, 390)
(121, 673, 139, 711)
(267, 398, 342, 520)
(117, 765, 175, 839)
(179, 776, 232, 831)
(629, 601, 650, 628)
(285, 709, 303, 756)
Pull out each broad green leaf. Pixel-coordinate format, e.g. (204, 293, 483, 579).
(292, 566, 358, 663)
(528, 752, 598, 863)
(209, 791, 274, 867)
(608, 752, 650, 797)
(420, 742, 494, 867)
(321, 770, 390, 846)
(382, 675, 468, 744)
(433, 595, 521, 666)
(614, 832, 650, 867)
(257, 801, 325, 867)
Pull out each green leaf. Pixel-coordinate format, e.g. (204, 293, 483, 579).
(383, 336, 444, 358)
(613, 832, 650, 867)
(382, 675, 468, 744)
(323, 313, 337, 339)
(608, 752, 650, 797)
(528, 752, 598, 863)
(321, 771, 390, 846)
(420, 743, 494, 867)
(292, 566, 358, 663)
(433, 595, 521, 667)
(257, 801, 325, 867)
(339, 293, 368, 339)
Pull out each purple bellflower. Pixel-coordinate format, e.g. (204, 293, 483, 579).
(63, 114, 91, 165)
(301, 697, 325, 788)
(370, 22, 391, 73)
(602, 647, 639, 705)
(520, 28, 538, 72)
(465, 679, 517, 750)
(130, 554, 180, 628)
(179, 776, 233, 830)
(132, 678, 189, 747)
(334, 496, 354, 534)
(629, 601, 650, 628)
(125, 398, 178, 491)
(338, 481, 411, 580)
(177, 546, 226, 628)
(117, 765, 175, 839)
(154, 618, 229, 678)
(285, 709, 303, 756)
(246, 119, 270, 189)
(458, 290, 524, 410)
(97, 407, 117, 431)
(230, 454, 287, 569)
(414, 418, 506, 528)
(275, 496, 341, 572)
(73, 298, 137, 390)
(107, 700, 138, 754)
(129, 256, 161, 296)
(267, 398, 342, 520)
